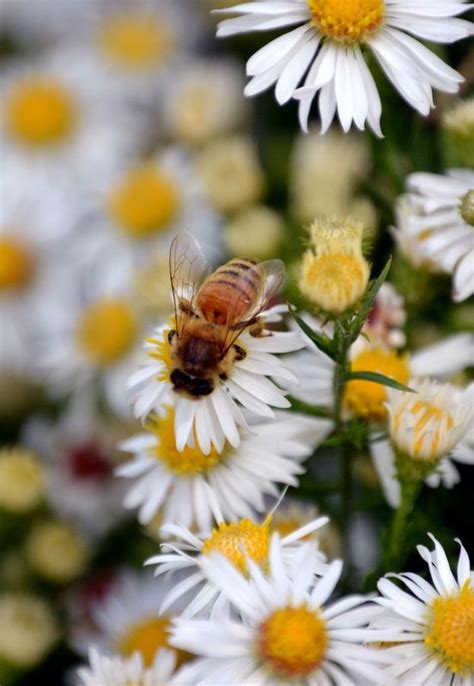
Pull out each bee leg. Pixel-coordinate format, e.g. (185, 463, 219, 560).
(179, 300, 197, 317)
(233, 344, 247, 361)
(168, 329, 177, 344)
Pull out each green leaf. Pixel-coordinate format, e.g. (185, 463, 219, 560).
(289, 305, 335, 360)
(344, 370, 416, 394)
(348, 257, 392, 343)
(287, 396, 332, 418)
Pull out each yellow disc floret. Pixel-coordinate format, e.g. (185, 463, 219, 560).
(146, 407, 225, 475)
(119, 617, 171, 667)
(5, 77, 75, 146)
(76, 299, 137, 366)
(99, 13, 172, 69)
(259, 605, 328, 677)
(299, 217, 370, 314)
(107, 165, 180, 238)
(308, 0, 384, 43)
(345, 347, 410, 421)
(0, 447, 44, 514)
(392, 399, 454, 461)
(202, 519, 270, 573)
(425, 583, 474, 676)
(0, 237, 34, 291)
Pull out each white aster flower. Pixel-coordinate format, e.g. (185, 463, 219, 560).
(373, 534, 474, 686)
(396, 169, 474, 302)
(128, 305, 303, 454)
(75, 569, 192, 670)
(371, 381, 474, 508)
(214, 0, 472, 135)
(77, 647, 179, 686)
(162, 58, 249, 145)
(22, 392, 131, 539)
(0, 49, 142, 186)
(171, 537, 392, 685)
(118, 408, 332, 527)
(0, 162, 77, 379)
(146, 492, 329, 620)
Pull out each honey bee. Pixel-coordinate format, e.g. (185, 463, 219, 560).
(167, 232, 285, 398)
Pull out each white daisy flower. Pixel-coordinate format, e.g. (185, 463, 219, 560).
(22, 392, 132, 540)
(171, 537, 392, 685)
(396, 169, 474, 302)
(129, 305, 303, 454)
(0, 49, 143, 186)
(75, 569, 193, 670)
(117, 408, 332, 527)
(373, 534, 474, 686)
(214, 0, 472, 136)
(78, 147, 224, 284)
(146, 492, 329, 620)
(371, 381, 474, 508)
(0, 162, 77, 378)
(77, 647, 180, 686)
(162, 58, 249, 145)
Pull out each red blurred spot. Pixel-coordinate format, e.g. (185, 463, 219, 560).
(67, 440, 112, 479)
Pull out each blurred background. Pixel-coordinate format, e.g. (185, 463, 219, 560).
(0, 0, 472, 684)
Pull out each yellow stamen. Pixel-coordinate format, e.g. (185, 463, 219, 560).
(308, 0, 384, 43)
(119, 617, 171, 667)
(393, 399, 454, 461)
(99, 13, 173, 69)
(5, 77, 75, 146)
(146, 326, 174, 383)
(259, 605, 327, 677)
(202, 519, 270, 573)
(344, 347, 410, 421)
(425, 583, 474, 675)
(76, 299, 137, 366)
(107, 165, 180, 238)
(0, 237, 34, 291)
(146, 407, 225, 475)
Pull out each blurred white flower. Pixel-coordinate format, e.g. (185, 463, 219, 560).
(214, 0, 472, 135)
(0, 49, 143, 186)
(163, 58, 248, 145)
(373, 534, 474, 686)
(77, 647, 180, 686)
(118, 409, 332, 528)
(172, 538, 391, 685)
(225, 205, 284, 260)
(74, 569, 193, 670)
(22, 392, 133, 538)
(396, 169, 474, 302)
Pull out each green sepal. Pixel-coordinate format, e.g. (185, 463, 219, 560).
(288, 305, 335, 360)
(348, 257, 392, 344)
(344, 370, 416, 394)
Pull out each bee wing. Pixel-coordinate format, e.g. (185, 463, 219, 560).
(169, 232, 210, 336)
(222, 258, 285, 350)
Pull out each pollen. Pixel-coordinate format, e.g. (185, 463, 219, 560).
(5, 77, 75, 146)
(146, 407, 225, 475)
(202, 518, 270, 573)
(424, 583, 474, 676)
(76, 299, 137, 366)
(107, 164, 180, 238)
(308, 0, 385, 44)
(119, 617, 171, 667)
(344, 347, 410, 421)
(259, 605, 327, 677)
(98, 13, 173, 69)
(0, 237, 34, 291)
(299, 217, 370, 314)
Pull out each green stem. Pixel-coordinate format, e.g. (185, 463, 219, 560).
(384, 477, 421, 571)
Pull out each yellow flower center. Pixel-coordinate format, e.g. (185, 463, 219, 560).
(308, 0, 385, 43)
(425, 583, 474, 675)
(107, 165, 180, 238)
(344, 347, 410, 421)
(459, 189, 474, 227)
(146, 407, 225, 475)
(300, 252, 369, 314)
(0, 237, 34, 291)
(76, 299, 137, 366)
(259, 605, 327, 677)
(119, 617, 171, 668)
(396, 399, 455, 461)
(99, 13, 173, 70)
(5, 77, 75, 146)
(146, 326, 174, 383)
(202, 519, 270, 573)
